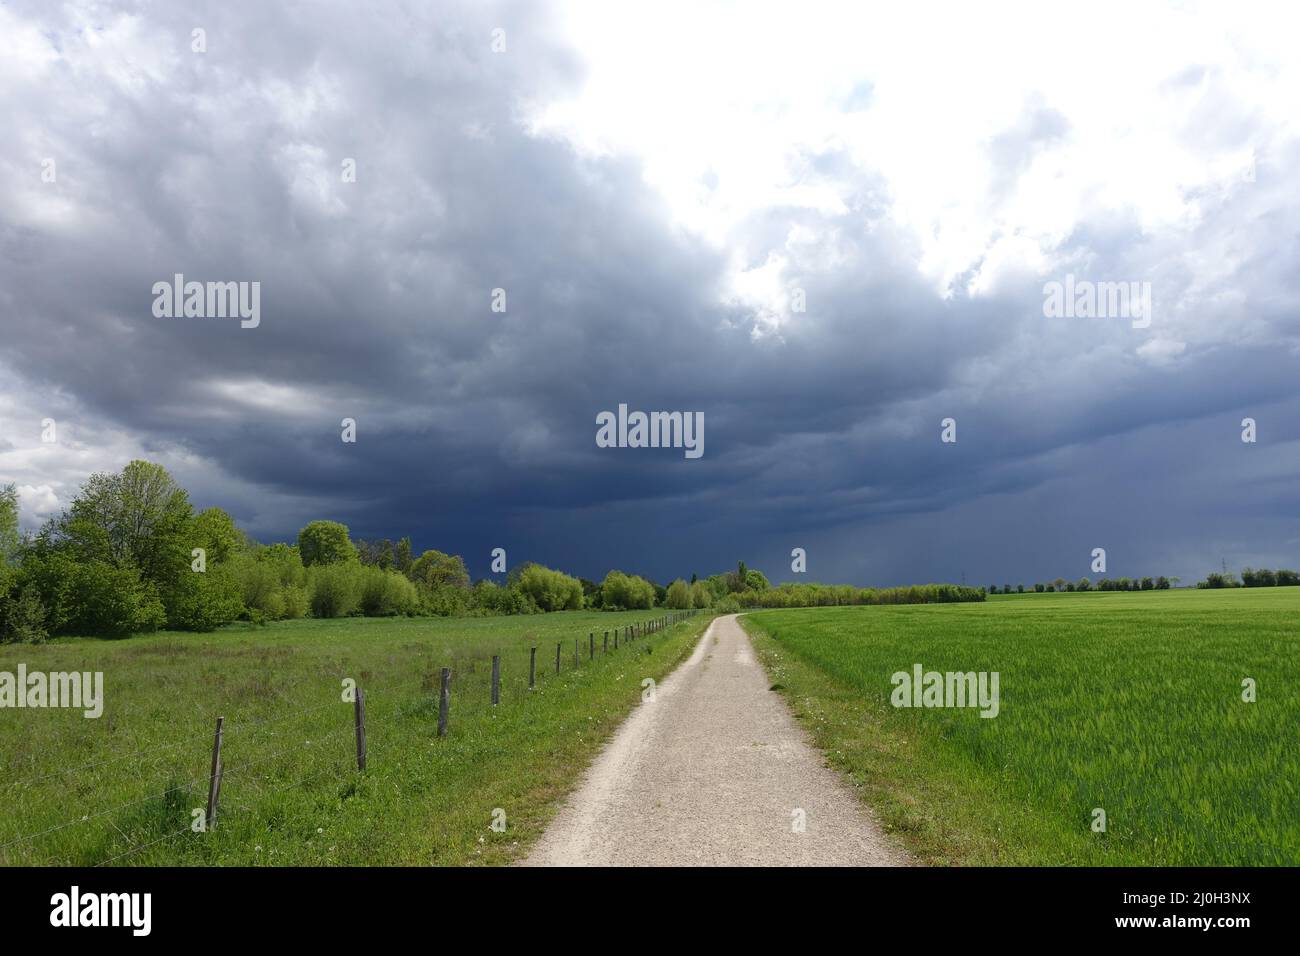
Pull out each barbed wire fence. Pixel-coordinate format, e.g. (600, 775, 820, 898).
(0, 610, 704, 867)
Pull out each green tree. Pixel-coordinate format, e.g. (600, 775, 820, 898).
(409, 550, 470, 590)
(1, 583, 48, 644)
(297, 520, 357, 566)
(193, 507, 242, 564)
(57, 460, 192, 584)
(665, 579, 690, 608)
(394, 537, 413, 574)
(0, 483, 19, 566)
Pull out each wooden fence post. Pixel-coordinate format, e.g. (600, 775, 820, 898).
(354, 688, 367, 771)
(603, 631, 608, 653)
(529, 646, 537, 689)
(491, 655, 500, 706)
(574, 638, 580, 667)
(555, 642, 561, 674)
(438, 668, 451, 738)
(205, 716, 224, 831)
(614, 628, 619, 649)
(589, 632, 595, 660)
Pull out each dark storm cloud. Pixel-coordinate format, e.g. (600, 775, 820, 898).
(2, 0, 1300, 587)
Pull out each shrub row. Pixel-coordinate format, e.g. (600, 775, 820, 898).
(733, 582, 985, 609)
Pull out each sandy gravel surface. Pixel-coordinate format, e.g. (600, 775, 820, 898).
(522, 614, 909, 866)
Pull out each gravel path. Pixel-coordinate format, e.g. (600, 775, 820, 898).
(522, 614, 909, 866)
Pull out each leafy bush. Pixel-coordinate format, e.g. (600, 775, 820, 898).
(18, 550, 166, 637)
(665, 579, 691, 608)
(233, 556, 283, 617)
(308, 563, 361, 617)
(599, 570, 656, 610)
(421, 583, 473, 616)
(358, 566, 420, 616)
(467, 580, 537, 616)
(516, 564, 584, 611)
(279, 584, 310, 619)
(164, 566, 245, 631)
(66, 561, 167, 637)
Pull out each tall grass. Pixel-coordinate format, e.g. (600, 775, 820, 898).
(0, 609, 711, 865)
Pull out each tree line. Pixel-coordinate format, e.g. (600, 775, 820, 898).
(0, 464, 981, 643)
(988, 567, 1300, 593)
(1197, 568, 1300, 588)
(990, 577, 1178, 594)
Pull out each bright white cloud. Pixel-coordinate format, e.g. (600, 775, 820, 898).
(530, 0, 1300, 314)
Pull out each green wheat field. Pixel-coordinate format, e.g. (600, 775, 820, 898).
(742, 587, 1298, 866)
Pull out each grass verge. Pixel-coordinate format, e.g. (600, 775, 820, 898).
(1, 610, 713, 865)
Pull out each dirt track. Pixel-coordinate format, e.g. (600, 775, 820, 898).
(522, 614, 909, 866)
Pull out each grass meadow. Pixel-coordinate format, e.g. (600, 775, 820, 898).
(0, 610, 712, 866)
(742, 587, 1298, 866)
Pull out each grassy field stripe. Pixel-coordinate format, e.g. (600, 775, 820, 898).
(0, 775, 204, 852)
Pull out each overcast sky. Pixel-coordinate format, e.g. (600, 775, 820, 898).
(3, 0, 1300, 587)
